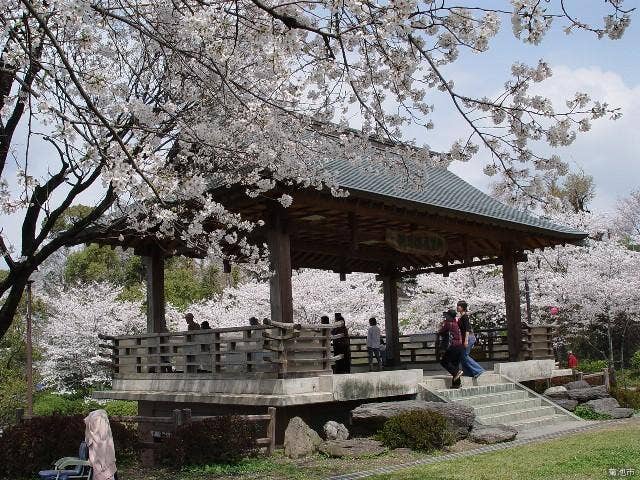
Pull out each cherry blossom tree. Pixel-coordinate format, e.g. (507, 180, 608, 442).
(1, 0, 634, 340)
(38, 283, 145, 391)
(172, 269, 383, 334)
(615, 189, 640, 244)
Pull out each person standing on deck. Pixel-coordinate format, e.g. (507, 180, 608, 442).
(185, 312, 200, 331)
(439, 309, 464, 388)
(332, 313, 352, 374)
(366, 317, 382, 371)
(456, 301, 485, 379)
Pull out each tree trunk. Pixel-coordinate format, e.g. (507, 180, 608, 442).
(0, 271, 31, 338)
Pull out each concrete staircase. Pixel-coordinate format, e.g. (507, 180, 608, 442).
(420, 373, 581, 431)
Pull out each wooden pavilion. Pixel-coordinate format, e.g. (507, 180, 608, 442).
(87, 147, 587, 364)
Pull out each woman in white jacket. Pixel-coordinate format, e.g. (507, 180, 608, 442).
(84, 409, 118, 480)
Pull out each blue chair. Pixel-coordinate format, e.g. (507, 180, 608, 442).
(38, 441, 92, 480)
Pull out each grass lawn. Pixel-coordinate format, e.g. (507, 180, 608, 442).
(369, 421, 640, 480)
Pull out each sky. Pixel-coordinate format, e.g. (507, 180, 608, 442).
(1, 2, 639, 261)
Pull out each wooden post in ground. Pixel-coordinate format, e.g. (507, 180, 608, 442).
(267, 407, 276, 455)
(172, 408, 185, 432)
(502, 246, 523, 361)
(143, 249, 166, 333)
(382, 274, 400, 368)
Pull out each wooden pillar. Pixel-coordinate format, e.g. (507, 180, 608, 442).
(144, 251, 166, 333)
(383, 274, 401, 368)
(268, 209, 293, 323)
(502, 246, 523, 361)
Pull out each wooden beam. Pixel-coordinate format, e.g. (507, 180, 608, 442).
(398, 255, 527, 277)
(502, 245, 523, 361)
(268, 209, 293, 323)
(291, 240, 422, 266)
(144, 251, 166, 333)
(348, 211, 358, 252)
(383, 274, 401, 367)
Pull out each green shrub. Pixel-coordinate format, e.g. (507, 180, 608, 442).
(103, 400, 138, 417)
(573, 404, 611, 420)
(33, 392, 102, 416)
(612, 387, 640, 410)
(0, 373, 26, 426)
(579, 359, 608, 374)
(159, 416, 259, 467)
(0, 415, 138, 478)
(631, 351, 640, 372)
(376, 410, 455, 452)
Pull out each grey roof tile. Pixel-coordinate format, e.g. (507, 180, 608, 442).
(324, 157, 585, 238)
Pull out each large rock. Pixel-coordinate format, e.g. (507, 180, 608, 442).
(585, 397, 634, 419)
(567, 385, 609, 402)
(319, 438, 387, 458)
(564, 380, 591, 390)
(323, 421, 349, 441)
(551, 399, 578, 412)
(350, 400, 475, 440)
(544, 386, 569, 398)
(284, 417, 322, 459)
(469, 424, 518, 444)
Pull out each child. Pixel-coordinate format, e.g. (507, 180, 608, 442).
(366, 317, 382, 371)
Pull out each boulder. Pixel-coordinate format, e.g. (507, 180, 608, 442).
(319, 438, 387, 458)
(550, 399, 578, 412)
(323, 421, 349, 441)
(284, 417, 322, 459)
(585, 397, 634, 419)
(469, 424, 518, 444)
(564, 380, 591, 390)
(567, 385, 609, 402)
(543, 386, 569, 398)
(351, 400, 475, 440)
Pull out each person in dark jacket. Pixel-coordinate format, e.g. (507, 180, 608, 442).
(456, 300, 485, 379)
(332, 313, 351, 374)
(439, 309, 464, 388)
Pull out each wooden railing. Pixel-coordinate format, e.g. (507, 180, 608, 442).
(100, 324, 554, 377)
(349, 326, 554, 366)
(99, 320, 343, 379)
(112, 407, 276, 466)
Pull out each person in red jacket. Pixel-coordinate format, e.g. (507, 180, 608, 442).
(439, 309, 464, 388)
(567, 351, 578, 369)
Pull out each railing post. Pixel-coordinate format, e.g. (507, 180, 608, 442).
(172, 408, 184, 432)
(488, 333, 494, 361)
(182, 408, 192, 425)
(267, 407, 276, 455)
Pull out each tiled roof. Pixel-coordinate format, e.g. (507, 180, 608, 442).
(323, 157, 586, 239)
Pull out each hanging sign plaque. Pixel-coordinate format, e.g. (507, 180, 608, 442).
(385, 230, 446, 256)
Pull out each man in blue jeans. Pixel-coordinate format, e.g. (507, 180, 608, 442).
(457, 301, 485, 379)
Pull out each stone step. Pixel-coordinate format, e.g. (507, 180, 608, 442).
(477, 406, 557, 425)
(507, 414, 576, 431)
(422, 373, 502, 390)
(450, 390, 530, 407)
(437, 382, 516, 399)
(473, 398, 542, 416)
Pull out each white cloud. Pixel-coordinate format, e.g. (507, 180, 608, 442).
(534, 65, 640, 211)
